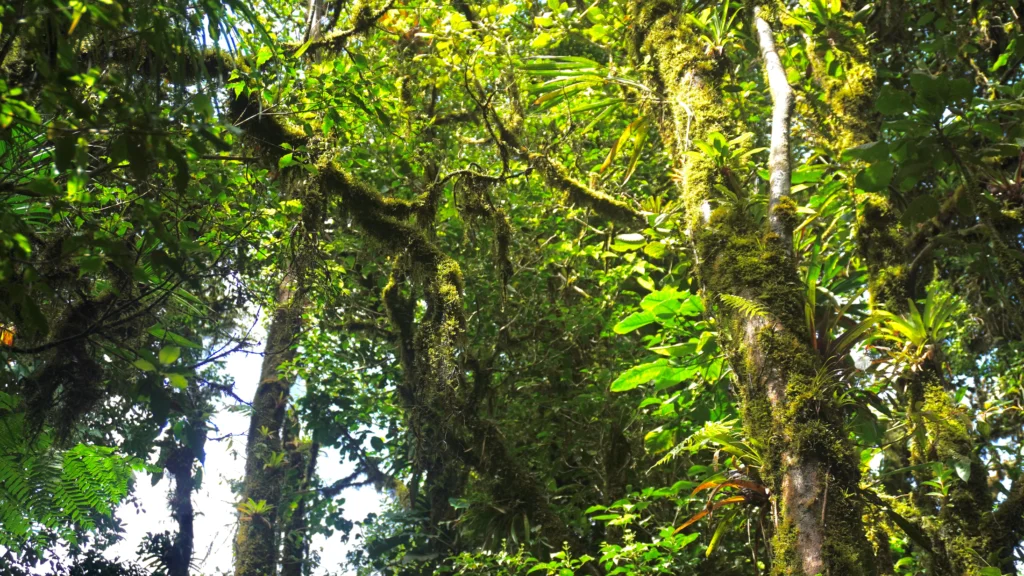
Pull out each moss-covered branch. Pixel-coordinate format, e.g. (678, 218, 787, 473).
(528, 154, 646, 227)
(481, 101, 645, 227)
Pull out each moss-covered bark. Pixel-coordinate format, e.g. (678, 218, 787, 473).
(164, 446, 196, 576)
(855, 179, 1000, 576)
(323, 163, 581, 551)
(631, 3, 874, 574)
(854, 138, 998, 576)
(280, 419, 317, 576)
(234, 270, 306, 576)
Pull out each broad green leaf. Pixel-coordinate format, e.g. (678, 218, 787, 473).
(613, 311, 656, 334)
(855, 161, 894, 192)
(875, 85, 913, 115)
(531, 32, 554, 48)
(952, 458, 971, 482)
(841, 141, 889, 164)
(612, 233, 646, 251)
(256, 45, 273, 66)
(651, 342, 697, 357)
(158, 346, 181, 365)
(148, 327, 202, 349)
(611, 360, 674, 392)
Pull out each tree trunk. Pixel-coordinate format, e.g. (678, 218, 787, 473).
(281, 425, 318, 576)
(630, 3, 874, 573)
(165, 446, 195, 576)
(234, 271, 306, 576)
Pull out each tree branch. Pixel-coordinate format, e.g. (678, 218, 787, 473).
(755, 10, 794, 246)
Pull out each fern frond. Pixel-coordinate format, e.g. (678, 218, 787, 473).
(719, 294, 770, 320)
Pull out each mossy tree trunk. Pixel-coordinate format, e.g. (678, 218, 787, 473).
(631, 3, 874, 573)
(280, 414, 318, 576)
(856, 192, 1000, 574)
(234, 269, 306, 576)
(165, 446, 196, 576)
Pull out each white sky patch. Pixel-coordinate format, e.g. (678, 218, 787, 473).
(104, 335, 384, 575)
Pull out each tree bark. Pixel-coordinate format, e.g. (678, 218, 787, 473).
(165, 446, 195, 576)
(281, 428, 318, 576)
(755, 9, 794, 247)
(234, 271, 306, 576)
(630, 3, 874, 573)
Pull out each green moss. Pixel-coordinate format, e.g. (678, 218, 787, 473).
(643, 16, 732, 227)
(698, 212, 804, 333)
(856, 193, 910, 309)
(804, 34, 876, 151)
(905, 376, 996, 575)
(629, 6, 876, 573)
(229, 91, 307, 156)
(529, 154, 642, 225)
(770, 521, 800, 576)
(771, 196, 800, 233)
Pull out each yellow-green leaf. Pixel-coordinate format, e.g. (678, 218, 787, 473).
(159, 345, 181, 365)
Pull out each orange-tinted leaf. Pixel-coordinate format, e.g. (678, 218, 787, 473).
(710, 495, 747, 509)
(673, 509, 709, 534)
(690, 479, 721, 496)
(718, 480, 768, 495)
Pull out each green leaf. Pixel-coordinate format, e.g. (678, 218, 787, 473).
(990, 40, 1015, 71)
(842, 141, 889, 164)
(611, 360, 673, 392)
(256, 45, 273, 67)
(613, 311, 656, 334)
(370, 436, 386, 451)
(695, 331, 715, 354)
(612, 233, 646, 251)
(705, 513, 730, 557)
(25, 178, 61, 197)
(855, 161, 894, 192)
(952, 457, 971, 482)
(531, 32, 554, 48)
(158, 346, 181, 365)
(292, 38, 314, 58)
(640, 289, 682, 312)
(166, 374, 188, 389)
(147, 327, 202, 349)
(134, 359, 156, 372)
(278, 153, 296, 170)
(651, 342, 697, 357)
(643, 241, 667, 258)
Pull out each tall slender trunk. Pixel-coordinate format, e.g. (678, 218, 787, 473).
(281, 421, 318, 576)
(165, 446, 195, 576)
(234, 270, 306, 576)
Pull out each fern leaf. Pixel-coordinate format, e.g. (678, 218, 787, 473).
(719, 294, 770, 320)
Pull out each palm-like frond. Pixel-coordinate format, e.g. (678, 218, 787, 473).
(0, 392, 139, 554)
